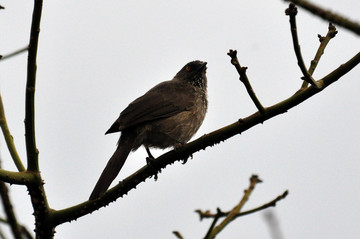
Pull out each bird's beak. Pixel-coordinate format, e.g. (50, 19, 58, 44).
(200, 62, 207, 72)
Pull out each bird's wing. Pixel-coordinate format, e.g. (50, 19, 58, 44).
(106, 79, 195, 134)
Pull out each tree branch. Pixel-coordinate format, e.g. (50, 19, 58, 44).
(196, 190, 288, 220)
(0, 46, 28, 61)
(25, 0, 42, 172)
(0, 181, 23, 239)
(227, 50, 265, 114)
(286, 3, 321, 88)
(172, 231, 184, 239)
(301, 23, 338, 89)
(203, 208, 222, 239)
(25, 1, 54, 238)
(284, 0, 360, 35)
(0, 94, 25, 172)
(0, 169, 35, 185)
(205, 175, 262, 239)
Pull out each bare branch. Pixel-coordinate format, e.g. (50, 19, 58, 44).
(203, 208, 222, 239)
(286, 3, 321, 88)
(25, 0, 42, 172)
(172, 231, 184, 239)
(227, 50, 266, 114)
(301, 23, 338, 89)
(25, 0, 54, 238)
(284, 0, 360, 35)
(196, 190, 288, 220)
(0, 95, 25, 172)
(205, 175, 262, 239)
(0, 169, 35, 185)
(0, 182, 23, 239)
(0, 46, 28, 61)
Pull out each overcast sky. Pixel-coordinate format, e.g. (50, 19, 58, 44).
(1, 0, 360, 238)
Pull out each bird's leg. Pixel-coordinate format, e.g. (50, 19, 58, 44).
(145, 146, 155, 159)
(145, 146, 160, 180)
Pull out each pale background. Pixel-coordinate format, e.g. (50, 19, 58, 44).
(1, 0, 360, 238)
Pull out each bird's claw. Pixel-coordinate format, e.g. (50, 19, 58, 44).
(146, 156, 161, 181)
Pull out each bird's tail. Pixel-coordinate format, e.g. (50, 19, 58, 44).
(89, 134, 135, 200)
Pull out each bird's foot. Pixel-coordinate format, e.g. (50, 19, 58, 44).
(173, 142, 192, 164)
(145, 153, 161, 181)
(173, 141, 185, 150)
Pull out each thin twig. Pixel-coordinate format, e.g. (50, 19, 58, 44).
(19, 225, 34, 239)
(172, 231, 184, 239)
(0, 155, 23, 239)
(203, 208, 222, 239)
(0, 94, 25, 172)
(285, 3, 321, 89)
(0, 218, 34, 239)
(196, 190, 288, 220)
(0, 182, 23, 239)
(301, 23, 338, 88)
(284, 0, 360, 35)
(206, 175, 262, 239)
(0, 46, 29, 61)
(227, 50, 266, 114)
(25, 0, 42, 171)
(232, 190, 288, 219)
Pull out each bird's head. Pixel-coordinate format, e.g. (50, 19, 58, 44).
(175, 60, 207, 89)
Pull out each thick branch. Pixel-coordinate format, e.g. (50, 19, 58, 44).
(25, 1, 54, 238)
(0, 169, 35, 185)
(25, 0, 42, 172)
(50, 51, 360, 225)
(284, 0, 360, 35)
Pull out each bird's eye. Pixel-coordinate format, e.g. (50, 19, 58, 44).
(186, 66, 191, 71)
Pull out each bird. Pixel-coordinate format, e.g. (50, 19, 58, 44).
(89, 60, 208, 200)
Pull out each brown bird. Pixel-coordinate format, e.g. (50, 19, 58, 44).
(89, 60, 208, 200)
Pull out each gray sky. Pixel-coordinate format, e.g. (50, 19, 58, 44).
(1, 0, 360, 238)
